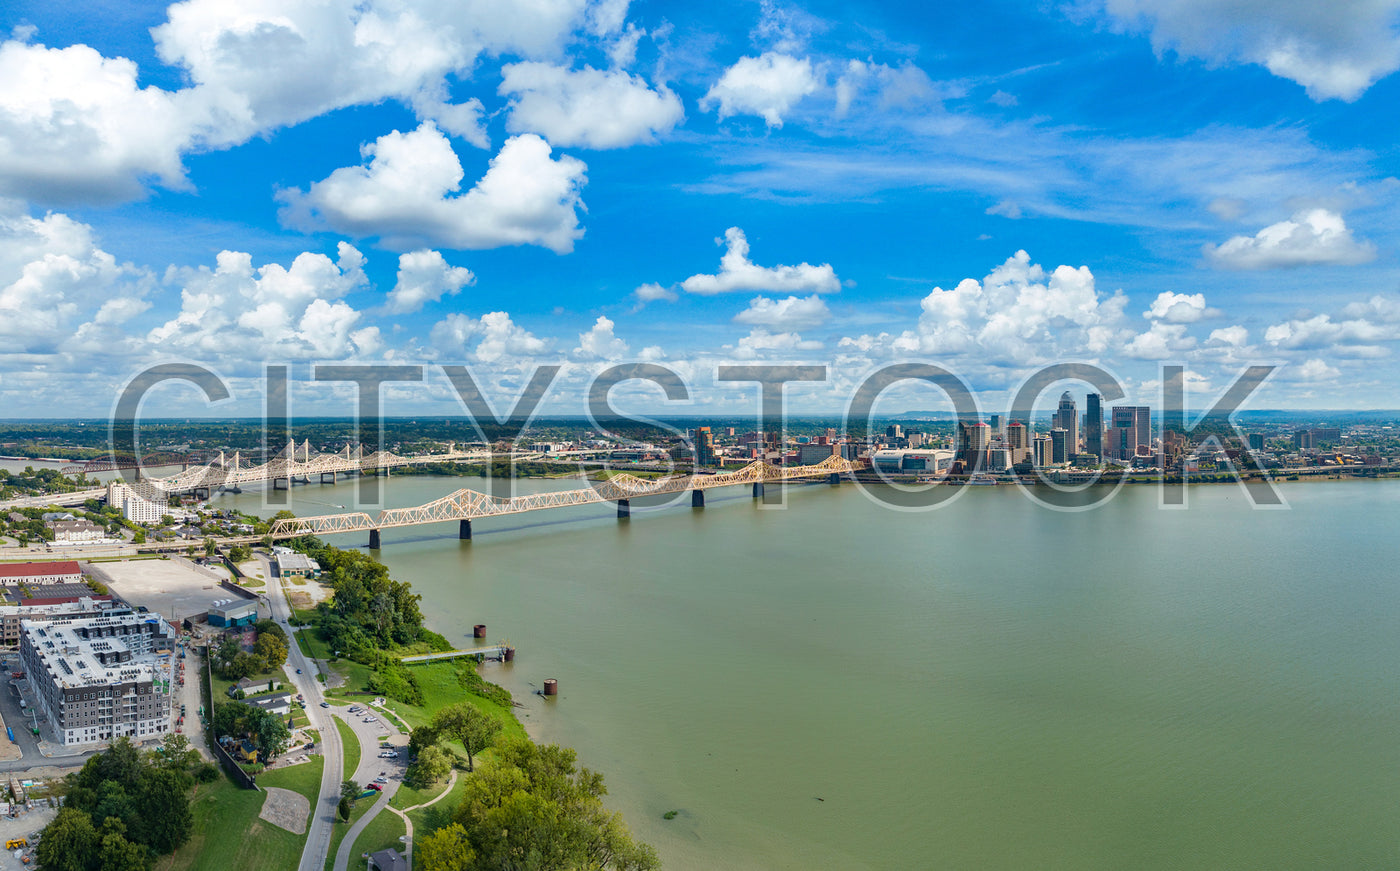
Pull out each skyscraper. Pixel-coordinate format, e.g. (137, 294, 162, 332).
(1033, 435, 1053, 467)
(1005, 420, 1028, 463)
(1052, 392, 1078, 452)
(1110, 406, 1151, 460)
(1085, 393, 1103, 461)
(1051, 428, 1069, 464)
(696, 426, 716, 466)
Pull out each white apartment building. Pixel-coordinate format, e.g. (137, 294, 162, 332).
(106, 481, 168, 524)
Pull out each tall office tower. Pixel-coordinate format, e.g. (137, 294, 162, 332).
(989, 414, 1001, 436)
(1110, 406, 1151, 458)
(1052, 392, 1078, 451)
(1005, 421, 1028, 463)
(1050, 428, 1069, 464)
(1248, 433, 1265, 451)
(886, 424, 903, 440)
(1085, 393, 1103, 460)
(695, 426, 716, 466)
(1033, 435, 1054, 467)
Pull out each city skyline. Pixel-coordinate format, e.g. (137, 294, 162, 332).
(4, 1, 1400, 418)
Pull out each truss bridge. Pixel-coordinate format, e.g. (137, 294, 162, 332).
(267, 454, 866, 548)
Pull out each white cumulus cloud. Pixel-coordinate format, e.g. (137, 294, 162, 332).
(499, 62, 684, 148)
(680, 228, 839, 295)
(280, 124, 588, 253)
(1086, 0, 1400, 100)
(0, 41, 195, 203)
(1205, 208, 1376, 269)
(701, 52, 819, 127)
(733, 294, 831, 330)
(575, 315, 630, 358)
(386, 249, 475, 313)
(430, 311, 549, 362)
(1144, 291, 1218, 322)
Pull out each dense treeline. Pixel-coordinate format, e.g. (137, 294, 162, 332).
(290, 542, 450, 705)
(40, 736, 215, 871)
(416, 738, 658, 871)
(210, 702, 291, 762)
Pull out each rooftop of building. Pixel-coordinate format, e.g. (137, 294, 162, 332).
(0, 561, 81, 579)
(23, 614, 172, 690)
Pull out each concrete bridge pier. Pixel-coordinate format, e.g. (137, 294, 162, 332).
(292, 475, 309, 485)
(691, 490, 705, 508)
(193, 487, 210, 500)
(219, 485, 243, 494)
(752, 482, 764, 498)
(369, 529, 382, 549)
(321, 471, 337, 484)
(617, 499, 630, 519)
(273, 477, 289, 490)
(459, 519, 472, 540)
(828, 473, 841, 485)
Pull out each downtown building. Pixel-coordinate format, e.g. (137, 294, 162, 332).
(1107, 406, 1152, 461)
(20, 613, 175, 746)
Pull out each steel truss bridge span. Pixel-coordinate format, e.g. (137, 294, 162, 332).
(266, 454, 865, 540)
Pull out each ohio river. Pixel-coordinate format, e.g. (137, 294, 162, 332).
(212, 474, 1399, 870)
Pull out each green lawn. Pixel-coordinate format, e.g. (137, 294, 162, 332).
(384, 661, 526, 742)
(323, 791, 379, 871)
(336, 715, 361, 778)
(351, 806, 406, 859)
(389, 775, 452, 811)
(407, 768, 472, 837)
(258, 755, 324, 803)
(155, 770, 310, 871)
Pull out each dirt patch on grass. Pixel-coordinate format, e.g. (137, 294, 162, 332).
(259, 787, 310, 835)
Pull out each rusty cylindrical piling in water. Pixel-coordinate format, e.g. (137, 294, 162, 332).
(503, 646, 515, 662)
(473, 624, 486, 638)
(543, 678, 558, 696)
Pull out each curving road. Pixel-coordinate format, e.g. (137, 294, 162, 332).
(260, 555, 344, 871)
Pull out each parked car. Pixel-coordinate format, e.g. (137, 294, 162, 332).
(367, 783, 382, 791)
(319, 702, 329, 708)
(295, 668, 302, 674)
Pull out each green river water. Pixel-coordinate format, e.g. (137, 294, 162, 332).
(200, 473, 1400, 870)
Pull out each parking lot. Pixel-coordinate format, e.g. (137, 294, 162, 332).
(87, 558, 268, 625)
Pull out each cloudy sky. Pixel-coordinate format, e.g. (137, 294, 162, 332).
(3, 0, 1400, 419)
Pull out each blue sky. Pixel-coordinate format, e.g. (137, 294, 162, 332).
(3, 0, 1400, 419)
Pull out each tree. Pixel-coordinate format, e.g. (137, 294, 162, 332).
(430, 702, 502, 772)
(229, 544, 252, 563)
(406, 743, 452, 788)
(96, 818, 147, 871)
(136, 766, 194, 852)
(36, 808, 98, 871)
(255, 632, 288, 669)
(204, 539, 217, 557)
(338, 779, 359, 821)
(454, 739, 658, 871)
(416, 822, 475, 871)
(254, 709, 291, 760)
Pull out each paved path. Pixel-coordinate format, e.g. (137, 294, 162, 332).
(334, 777, 401, 871)
(387, 769, 460, 870)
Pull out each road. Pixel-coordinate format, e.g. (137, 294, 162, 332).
(331, 702, 409, 871)
(262, 555, 344, 871)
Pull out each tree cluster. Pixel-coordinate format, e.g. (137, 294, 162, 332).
(416, 738, 657, 871)
(308, 544, 429, 650)
(211, 700, 291, 762)
(210, 620, 288, 681)
(39, 736, 211, 871)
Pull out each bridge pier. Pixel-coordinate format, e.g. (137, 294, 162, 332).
(828, 473, 840, 485)
(617, 499, 630, 519)
(273, 477, 289, 490)
(691, 490, 705, 508)
(194, 487, 210, 501)
(369, 529, 382, 549)
(752, 482, 764, 498)
(459, 519, 472, 540)
(321, 471, 337, 484)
